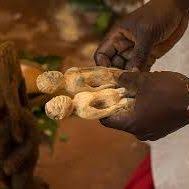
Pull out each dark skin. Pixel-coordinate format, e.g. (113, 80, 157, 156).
(95, 0, 189, 140)
(95, 0, 189, 71)
(100, 71, 189, 141)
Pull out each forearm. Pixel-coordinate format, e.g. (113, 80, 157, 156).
(174, 0, 189, 11)
(151, 0, 189, 11)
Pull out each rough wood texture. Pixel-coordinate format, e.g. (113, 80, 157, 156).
(0, 42, 48, 189)
(36, 67, 123, 96)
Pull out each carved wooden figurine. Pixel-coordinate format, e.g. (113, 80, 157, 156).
(37, 66, 134, 120)
(45, 88, 135, 120)
(37, 66, 124, 95)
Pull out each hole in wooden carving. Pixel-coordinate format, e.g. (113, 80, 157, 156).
(90, 100, 108, 109)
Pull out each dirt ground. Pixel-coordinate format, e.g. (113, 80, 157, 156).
(0, 1, 149, 189)
(36, 118, 148, 189)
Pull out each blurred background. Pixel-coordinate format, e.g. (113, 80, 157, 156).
(0, 0, 149, 188)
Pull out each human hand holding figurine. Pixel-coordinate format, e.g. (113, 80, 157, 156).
(94, 0, 189, 71)
(100, 71, 189, 141)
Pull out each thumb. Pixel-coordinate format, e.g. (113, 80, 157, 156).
(118, 71, 149, 97)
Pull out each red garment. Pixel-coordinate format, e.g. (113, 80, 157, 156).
(125, 154, 154, 189)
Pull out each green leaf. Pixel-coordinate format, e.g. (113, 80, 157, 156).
(37, 115, 58, 141)
(94, 11, 112, 33)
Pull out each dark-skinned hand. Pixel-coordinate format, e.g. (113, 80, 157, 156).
(100, 71, 189, 141)
(94, 0, 189, 71)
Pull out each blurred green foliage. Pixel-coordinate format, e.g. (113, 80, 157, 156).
(69, 0, 113, 34)
(70, 0, 107, 10)
(19, 51, 63, 70)
(32, 106, 59, 146)
(95, 11, 112, 33)
(33, 56, 63, 70)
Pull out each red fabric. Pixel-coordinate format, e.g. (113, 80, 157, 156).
(125, 154, 154, 189)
